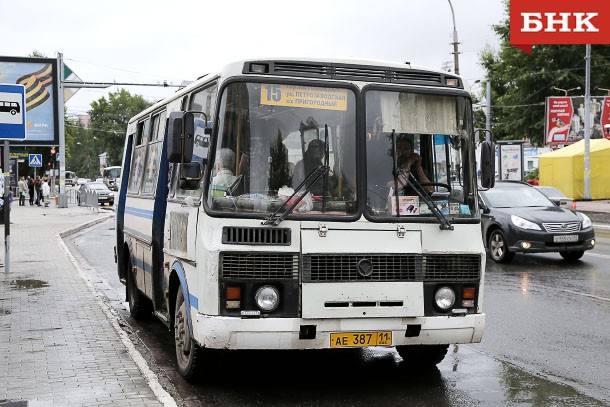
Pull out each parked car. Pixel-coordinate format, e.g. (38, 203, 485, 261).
(479, 181, 595, 263)
(534, 185, 576, 209)
(77, 182, 114, 206)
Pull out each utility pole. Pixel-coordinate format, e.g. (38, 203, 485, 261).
(447, 0, 460, 75)
(583, 44, 591, 200)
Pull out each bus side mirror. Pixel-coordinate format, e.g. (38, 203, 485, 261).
(167, 112, 195, 163)
(178, 162, 203, 190)
(480, 140, 495, 189)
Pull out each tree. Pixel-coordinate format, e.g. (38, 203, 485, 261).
(479, 0, 610, 146)
(87, 89, 152, 168)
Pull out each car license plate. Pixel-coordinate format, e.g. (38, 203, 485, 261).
(553, 235, 578, 243)
(330, 331, 392, 348)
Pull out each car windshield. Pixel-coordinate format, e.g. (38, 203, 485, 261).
(481, 185, 553, 208)
(207, 82, 357, 217)
(536, 186, 566, 198)
(104, 168, 121, 178)
(88, 183, 109, 191)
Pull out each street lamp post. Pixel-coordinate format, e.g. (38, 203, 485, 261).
(447, 0, 460, 75)
(552, 86, 581, 96)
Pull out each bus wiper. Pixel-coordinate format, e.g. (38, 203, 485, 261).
(263, 165, 330, 226)
(396, 169, 454, 231)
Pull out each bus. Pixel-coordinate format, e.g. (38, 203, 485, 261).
(102, 166, 122, 191)
(115, 57, 495, 380)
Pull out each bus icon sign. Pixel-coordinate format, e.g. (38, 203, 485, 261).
(0, 83, 26, 140)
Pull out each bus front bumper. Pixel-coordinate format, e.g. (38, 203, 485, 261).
(193, 313, 485, 350)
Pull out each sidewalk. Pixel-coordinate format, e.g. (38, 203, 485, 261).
(0, 203, 170, 406)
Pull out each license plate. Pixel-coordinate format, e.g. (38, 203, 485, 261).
(330, 331, 392, 348)
(553, 235, 578, 243)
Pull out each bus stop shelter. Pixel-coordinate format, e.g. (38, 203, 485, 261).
(538, 138, 610, 199)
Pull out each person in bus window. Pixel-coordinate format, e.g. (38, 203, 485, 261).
(212, 148, 238, 188)
(388, 135, 432, 194)
(293, 139, 332, 196)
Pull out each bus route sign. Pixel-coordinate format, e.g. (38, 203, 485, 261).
(0, 83, 26, 140)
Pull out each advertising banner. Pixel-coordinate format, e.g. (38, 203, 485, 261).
(545, 97, 573, 146)
(0, 56, 59, 146)
(545, 96, 607, 148)
(498, 143, 524, 181)
(510, 0, 610, 54)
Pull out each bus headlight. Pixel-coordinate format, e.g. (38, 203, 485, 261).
(434, 287, 456, 310)
(255, 285, 280, 312)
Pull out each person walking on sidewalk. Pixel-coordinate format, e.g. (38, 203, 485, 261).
(18, 176, 27, 206)
(42, 178, 50, 207)
(27, 176, 35, 205)
(34, 176, 42, 206)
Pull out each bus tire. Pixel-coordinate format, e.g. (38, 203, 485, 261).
(396, 344, 449, 367)
(174, 287, 203, 381)
(127, 258, 152, 320)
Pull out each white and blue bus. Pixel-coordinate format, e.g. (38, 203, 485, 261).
(115, 57, 495, 380)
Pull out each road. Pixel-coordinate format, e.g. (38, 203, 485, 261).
(65, 220, 610, 406)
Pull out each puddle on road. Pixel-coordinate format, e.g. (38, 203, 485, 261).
(9, 279, 49, 290)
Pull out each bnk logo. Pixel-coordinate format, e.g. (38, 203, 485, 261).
(510, 1, 610, 54)
(521, 13, 599, 33)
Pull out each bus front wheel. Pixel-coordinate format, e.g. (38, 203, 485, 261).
(396, 344, 449, 367)
(174, 288, 203, 381)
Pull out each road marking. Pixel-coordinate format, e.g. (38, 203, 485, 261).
(585, 252, 610, 259)
(559, 288, 610, 302)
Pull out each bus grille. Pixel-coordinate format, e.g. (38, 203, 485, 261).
(303, 254, 480, 282)
(422, 254, 480, 281)
(243, 61, 462, 88)
(222, 227, 291, 245)
(303, 254, 421, 282)
(220, 252, 299, 280)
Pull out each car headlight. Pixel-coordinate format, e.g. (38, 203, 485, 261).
(254, 285, 279, 312)
(511, 215, 541, 231)
(434, 287, 456, 310)
(581, 213, 592, 229)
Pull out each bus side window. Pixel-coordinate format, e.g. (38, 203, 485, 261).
(128, 118, 150, 194)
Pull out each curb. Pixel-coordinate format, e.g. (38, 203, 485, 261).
(593, 224, 610, 231)
(58, 213, 114, 238)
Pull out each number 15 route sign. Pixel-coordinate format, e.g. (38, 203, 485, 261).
(0, 83, 26, 141)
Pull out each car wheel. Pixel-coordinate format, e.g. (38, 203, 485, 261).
(559, 250, 584, 261)
(488, 229, 515, 263)
(396, 344, 449, 367)
(175, 287, 204, 381)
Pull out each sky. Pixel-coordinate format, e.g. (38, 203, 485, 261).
(0, 0, 506, 116)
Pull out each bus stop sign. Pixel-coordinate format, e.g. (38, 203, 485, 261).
(0, 83, 26, 140)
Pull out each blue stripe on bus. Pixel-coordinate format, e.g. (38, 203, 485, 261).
(173, 262, 195, 336)
(125, 206, 154, 219)
(189, 294, 199, 310)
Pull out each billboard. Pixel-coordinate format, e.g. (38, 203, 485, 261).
(545, 96, 609, 149)
(0, 56, 59, 146)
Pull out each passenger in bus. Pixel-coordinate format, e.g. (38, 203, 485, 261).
(293, 139, 332, 196)
(388, 135, 433, 193)
(212, 148, 238, 192)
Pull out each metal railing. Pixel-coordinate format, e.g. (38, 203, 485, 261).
(77, 190, 99, 213)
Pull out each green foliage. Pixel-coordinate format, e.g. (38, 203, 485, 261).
(479, 0, 610, 146)
(526, 167, 539, 180)
(89, 89, 152, 166)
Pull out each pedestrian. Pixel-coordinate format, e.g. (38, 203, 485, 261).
(27, 176, 35, 205)
(18, 176, 27, 206)
(42, 178, 50, 207)
(34, 176, 42, 206)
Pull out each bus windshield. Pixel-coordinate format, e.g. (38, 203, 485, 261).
(364, 90, 477, 220)
(103, 167, 121, 178)
(207, 82, 357, 217)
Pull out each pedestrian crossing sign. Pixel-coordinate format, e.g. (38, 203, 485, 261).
(29, 153, 42, 167)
